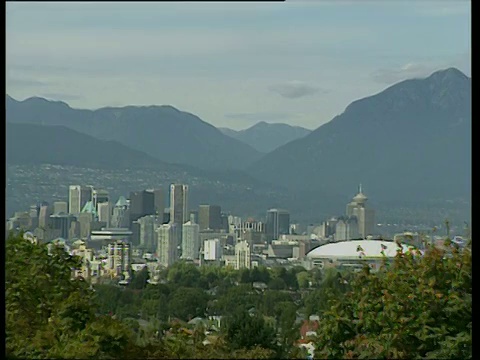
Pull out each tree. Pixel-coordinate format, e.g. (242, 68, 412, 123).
(129, 266, 150, 290)
(314, 241, 472, 359)
(222, 307, 278, 353)
(169, 287, 209, 321)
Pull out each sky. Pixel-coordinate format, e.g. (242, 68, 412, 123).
(6, 1, 471, 130)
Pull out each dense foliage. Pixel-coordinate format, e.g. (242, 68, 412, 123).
(314, 240, 472, 359)
(6, 231, 471, 359)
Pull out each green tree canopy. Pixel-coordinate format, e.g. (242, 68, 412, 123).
(314, 241, 472, 359)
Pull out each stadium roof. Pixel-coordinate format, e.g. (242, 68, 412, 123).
(306, 240, 413, 259)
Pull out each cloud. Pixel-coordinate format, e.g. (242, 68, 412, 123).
(414, 3, 470, 17)
(6, 78, 48, 87)
(268, 81, 326, 99)
(224, 112, 292, 122)
(371, 63, 436, 84)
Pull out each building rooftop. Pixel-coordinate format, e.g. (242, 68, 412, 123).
(306, 240, 413, 259)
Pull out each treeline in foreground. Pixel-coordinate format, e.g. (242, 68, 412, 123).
(6, 233, 471, 359)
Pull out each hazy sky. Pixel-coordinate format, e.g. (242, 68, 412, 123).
(6, 1, 471, 130)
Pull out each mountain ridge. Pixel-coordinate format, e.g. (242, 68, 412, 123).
(220, 121, 311, 153)
(6, 96, 263, 171)
(247, 67, 471, 203)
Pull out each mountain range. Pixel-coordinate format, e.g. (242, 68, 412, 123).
(6, 67, 471, 223)
(219, 122, 311, 153)
(5, 96, 262, 171)
(248, 67, 471, 203)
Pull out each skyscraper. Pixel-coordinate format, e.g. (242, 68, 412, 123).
(92, 189, 109, 212)
(345, 185, 375, 239)
(169, 184, 188, 226)
(198, 205, 222, 231)
(235, 240, 251, 270)
(156, 223, 179, 267)
(266, 209, 290, 242)
(129, 190, 155, 226)
(97, 202, 111, 227)
(152, 189, 165, 216)
(111, 196, 130, 228)
(68, 185, 93, 215)
(138, 215, 161, 252)
(53, 201, 68, 214)
(181, 215, 200, 260)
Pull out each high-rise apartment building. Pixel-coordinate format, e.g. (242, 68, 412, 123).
(156, 223, 179, 267)
(198, 205, 222, 231)
(181, 215, 200, 260)
(345, 185, 375, 239)
(107, 241, 131, 276)
(266, 209, 290, 242)
(68, 185, 93, 215)
(129, 190, 155, 226)
(203, 238, 222, 261)
(169, 184, 188, 226)
(235, 240, 251, 270)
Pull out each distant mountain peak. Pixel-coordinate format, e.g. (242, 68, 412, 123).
(427, 67, 469, 81)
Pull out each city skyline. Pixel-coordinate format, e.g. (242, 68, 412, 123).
(6, 1, 470, 130)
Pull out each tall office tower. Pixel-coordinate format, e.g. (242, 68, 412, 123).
(107, 241, 131, 276)
(49, 213, 76, 239)
(29, 204, 40, 218)
(235, 240, 251, 270)
(345, 185, 375, 239)
(189, 210, 199, 225)
(198, 205, 222, 231)
(163, 208, 171, 224)
(129, 190, 155, 227)
(169, 184, 188, 226)
(334, 216, 359, 241)
(92, 189, 109, 211)
(111, 196, 130, 228)
(203, 238, 222, 261)
(181, 214, 200, 260)
(97, 202, 111, 227)
(38, 204, 53, 229)
(220, 213, 230, 232)
(265, 209, 290, 242)
(151, 189, 165, 216)
(156, 223, 179, 267)
(68, 185, 93, 215)
(138, 215, 161, 252)
(53, 201, 68, 214)
(29, 204, 40, 229)
(78, 212, 94, 239)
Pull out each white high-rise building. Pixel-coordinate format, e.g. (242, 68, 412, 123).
(235, 240, 251, 270)
(97, 202, 111, 227)
(69, 185, 93, 215)
(169, 184, 188, 226)
(182, 215, 200, 260)
(346, 185, 375, 239)
(156, 223, 179, 267)
(204, 238, 222, 261)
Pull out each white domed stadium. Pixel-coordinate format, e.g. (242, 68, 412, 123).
(305, 240, 416, 271)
